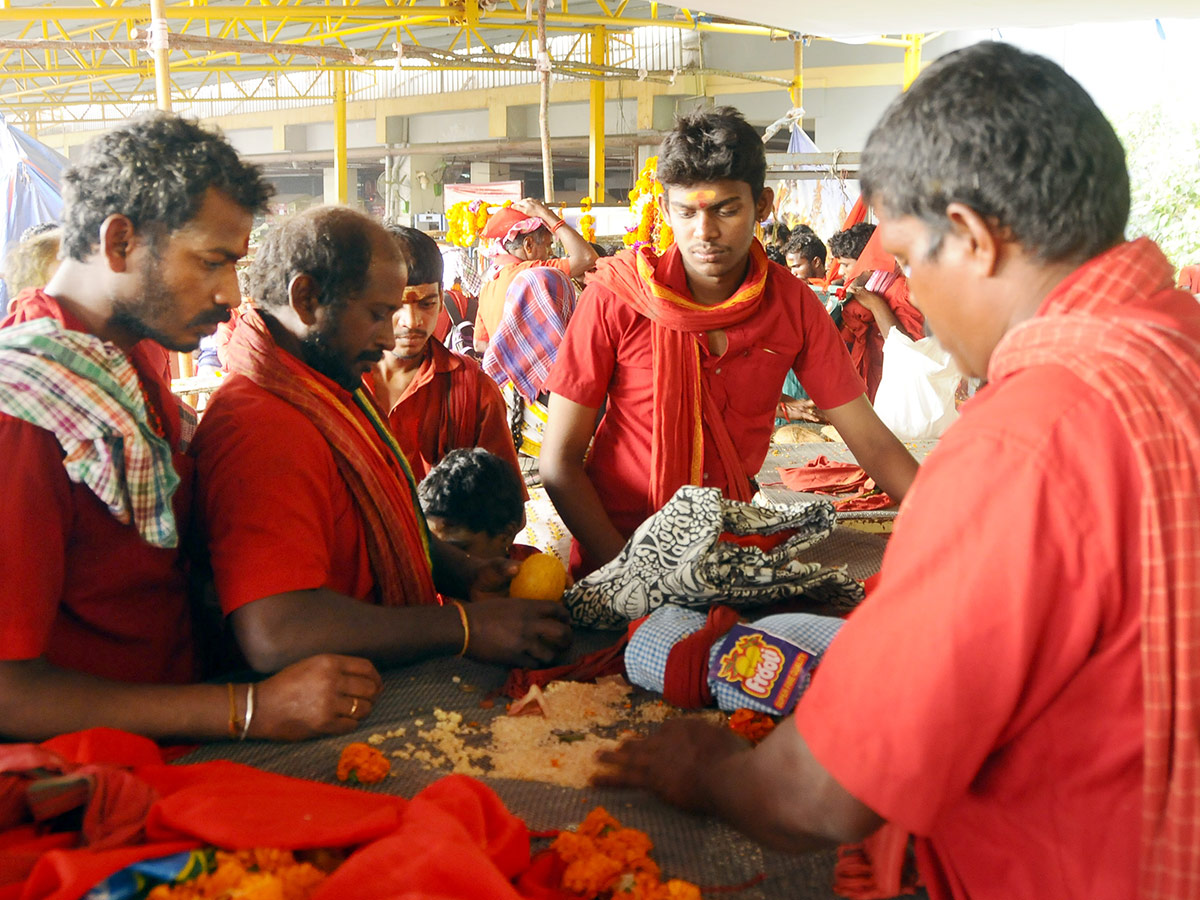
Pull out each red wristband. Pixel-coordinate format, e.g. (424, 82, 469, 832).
(549, 218, 567, 233)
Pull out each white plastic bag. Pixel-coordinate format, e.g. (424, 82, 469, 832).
(874, 327, 961, 441)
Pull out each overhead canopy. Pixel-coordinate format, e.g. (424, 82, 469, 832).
(675, 1, 1200, 38)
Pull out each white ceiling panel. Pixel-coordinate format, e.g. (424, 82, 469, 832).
(669, 1, 1200, 38)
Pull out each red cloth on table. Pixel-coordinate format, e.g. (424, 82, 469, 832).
(0, 291, 195, 685)
(545, 246, 864, 566)
(779, 455, 870, 494)
(1, 729, 536, 900)
(365, 339, 523, 489)
(778, 455, 894, 511)
(476, 257, 572, 344)
(194, 309, 434, 613)
(1177, 265, 1200, 293)
(797, 238, 1200, 899)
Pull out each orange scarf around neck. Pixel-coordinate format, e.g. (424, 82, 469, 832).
(225, 308, 435, 607)
(990, 238, 1200, 900)
(590, 240, 769, 510)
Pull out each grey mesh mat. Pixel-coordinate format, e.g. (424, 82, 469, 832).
(180, 527, 917, 899)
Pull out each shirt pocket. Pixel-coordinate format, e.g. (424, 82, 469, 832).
(715, 343, 797, 418)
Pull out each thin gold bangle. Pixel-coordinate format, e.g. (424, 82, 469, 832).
(450, 601, 470, 656)
(226, 682, 238, 739)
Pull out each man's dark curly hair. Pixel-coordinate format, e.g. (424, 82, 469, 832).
(657, 106, 766, 200)
(384, 223, 443, 285)
(249, 206, 396, 311)
(418, 448, 524, 537)
(785, 231, 827, 266)
(829, 222, 876, 261)
(61, 112, 273, 262)
(861, 41, 1128, 264)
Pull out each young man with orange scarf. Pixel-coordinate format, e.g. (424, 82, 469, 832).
(540, 106, 918, 575)
(596, 43, 1200, 900)
(192, 207, 570, 676)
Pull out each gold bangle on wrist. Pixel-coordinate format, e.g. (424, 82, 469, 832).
(226, 682, 239, 739)
(450, 600, 470, 656)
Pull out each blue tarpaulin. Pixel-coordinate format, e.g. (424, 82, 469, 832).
(1, 114, 69, 308)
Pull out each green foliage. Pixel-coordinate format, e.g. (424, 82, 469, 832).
(1118, 104, 1200, 271)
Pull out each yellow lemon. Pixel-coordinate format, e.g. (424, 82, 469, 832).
(509, 552, 568, 602)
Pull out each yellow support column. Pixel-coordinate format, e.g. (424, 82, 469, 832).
(902, 33, 923, 90)
(588, 26, 606, 203)
(790, 37, 803, 108)
(333, 69, 348, 204)
(149, 0, 172, 111)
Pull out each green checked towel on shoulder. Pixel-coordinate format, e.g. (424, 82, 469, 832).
(0, 317, 180, 548)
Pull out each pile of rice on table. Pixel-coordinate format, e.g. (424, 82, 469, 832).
(375, 676, 719, 789)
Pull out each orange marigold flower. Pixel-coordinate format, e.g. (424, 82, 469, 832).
(337, 741, 391, 784)
(728, 708, 777, 744)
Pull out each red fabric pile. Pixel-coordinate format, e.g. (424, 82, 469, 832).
(0, 728, 550, 900)
(777, 456, 895, 511)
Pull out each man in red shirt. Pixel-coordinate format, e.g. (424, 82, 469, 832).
(192, 206, 570, 675)
(540, 107, 918, 574)
(596, 44, 1200, 900)
(0, 113, 380, 743)
(366, 224, 521, 485)
(473, 197, 596, 351)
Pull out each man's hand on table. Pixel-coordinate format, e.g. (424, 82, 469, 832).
(593, 718, 751, 812)
(463, 595, 573, 669)
(251, 653, 383, 741)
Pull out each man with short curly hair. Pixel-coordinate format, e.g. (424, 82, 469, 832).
(541, 106, 918, 575)
(598, 43, 1200, 900)
(0, 113, 377, 743)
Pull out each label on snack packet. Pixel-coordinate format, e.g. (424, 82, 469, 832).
(708, 624, 816, 714)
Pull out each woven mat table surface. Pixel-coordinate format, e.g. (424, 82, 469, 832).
(181, 527, 913, 899)
(757, 440, 936, 521)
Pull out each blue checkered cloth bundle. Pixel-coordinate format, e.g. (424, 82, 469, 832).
(625, 605, 844, 715)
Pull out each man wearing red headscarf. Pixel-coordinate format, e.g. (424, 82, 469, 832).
(540, 107, 919, 576)
(472, 198, 596, 351)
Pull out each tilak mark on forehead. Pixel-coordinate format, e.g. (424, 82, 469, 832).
(686, 189, 717, 208)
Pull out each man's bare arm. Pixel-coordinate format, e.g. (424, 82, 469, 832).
(540, 392, 627, 568)
(231, 586, 570, 675)
(595, 717, 884, 851)
(0, 654, 382, 743)
(823, 394, 919, 501)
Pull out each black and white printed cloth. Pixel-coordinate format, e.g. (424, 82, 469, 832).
(562, 486, 864, 629)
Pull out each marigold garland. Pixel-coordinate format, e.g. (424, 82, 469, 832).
(147, 849, 327, 900)
(551, 807, 701, 900)
(727, 709, 777, 745)
(337, 741, 391, 784)
(623, 157, 674, 253)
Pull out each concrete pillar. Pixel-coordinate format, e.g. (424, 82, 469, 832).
(323, 166, 360, 206)
(470, 161, 510, 184)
